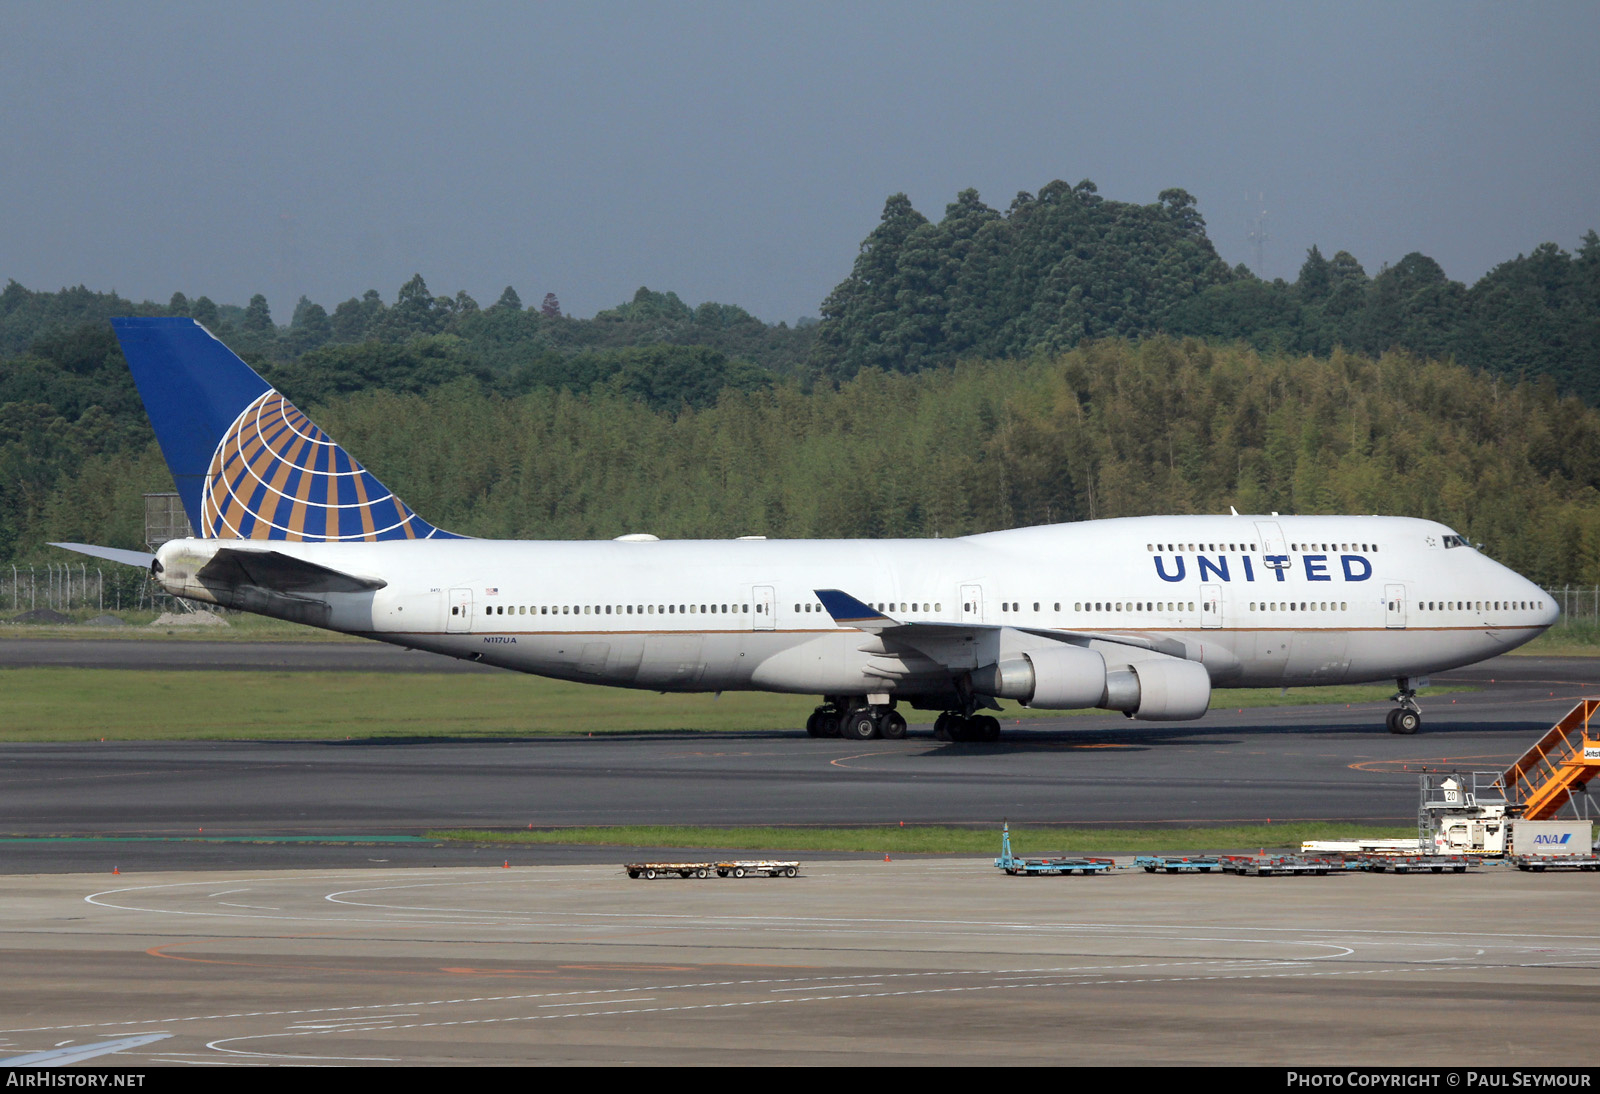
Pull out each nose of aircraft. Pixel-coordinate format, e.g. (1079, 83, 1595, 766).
(1526, 575, 1560, 630)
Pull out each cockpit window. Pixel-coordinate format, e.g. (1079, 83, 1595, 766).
(1442, 534, 1470, 549)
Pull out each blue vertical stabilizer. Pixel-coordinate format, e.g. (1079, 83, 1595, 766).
(111, 317, 456, 542)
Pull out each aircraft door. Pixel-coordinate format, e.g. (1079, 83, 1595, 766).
(1385, 584, 1407, 629)
(960, 584, 983, 625)
(1255, 521, 1287, 556)
(753, 585, 775, 630)
(447, 587, 473, 632)
(1201, 584, 1223, 629)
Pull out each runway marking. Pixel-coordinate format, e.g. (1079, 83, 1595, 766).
(82, 872, 1600, 955)
(11, 950, 1588, 1059)
(0, 961, 1439, 1035)
(201, 963, 1498, 1038)
(1350, 754, 1517, 773)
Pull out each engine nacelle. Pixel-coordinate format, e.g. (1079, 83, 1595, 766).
(1099, 658, 1212, 721)
(970, 644, 1108, 709)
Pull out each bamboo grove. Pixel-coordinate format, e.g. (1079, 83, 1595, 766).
(29, 337, 1600, 588)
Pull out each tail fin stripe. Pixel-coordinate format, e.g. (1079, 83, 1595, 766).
(350, 467, 377, 538)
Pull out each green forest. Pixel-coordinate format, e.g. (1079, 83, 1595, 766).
(3, 178, 1598, 585)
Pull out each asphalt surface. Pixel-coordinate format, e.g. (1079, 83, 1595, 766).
(1, 641, 1596, 872)
(4, 860, 1597, 1067)
(3, 639, 1598, 1067)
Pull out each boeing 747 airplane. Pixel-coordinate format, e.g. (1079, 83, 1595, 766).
(54, 318, 1559, 741)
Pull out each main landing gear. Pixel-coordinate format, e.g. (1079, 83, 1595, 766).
(802, 698, 1000, 742)
(934, 712, 1001, 743)
(806, 701, 907, 741)
(1386, 677, 1423, 735)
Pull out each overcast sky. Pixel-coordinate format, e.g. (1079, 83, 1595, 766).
(2, 1, 1595, 325)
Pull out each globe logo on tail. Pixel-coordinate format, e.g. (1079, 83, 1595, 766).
(202, 389, 445, 541)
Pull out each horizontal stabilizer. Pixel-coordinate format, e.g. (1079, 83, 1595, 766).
(49, 542, 156, 569)
(197, 548, 387, 594)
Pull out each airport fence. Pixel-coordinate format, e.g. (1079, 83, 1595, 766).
(3, 562, 183, 618)
(1544, 586, 1600, 627)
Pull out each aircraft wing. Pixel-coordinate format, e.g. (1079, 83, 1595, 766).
(812, 588, 1193, 662)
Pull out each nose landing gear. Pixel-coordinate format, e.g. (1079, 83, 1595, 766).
(1387, 678, 1423, 734)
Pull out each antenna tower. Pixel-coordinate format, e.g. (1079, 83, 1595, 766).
(1247, 192, 1270, 278)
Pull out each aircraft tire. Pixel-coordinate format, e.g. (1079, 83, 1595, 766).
(805, 711, 824, 737)
(844, 710, 880, 740)
(1394, 709, 1421, 735)
(881, 711, 907, 739)
(976, 715, 1001, 742)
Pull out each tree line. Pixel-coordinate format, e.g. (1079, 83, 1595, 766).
(2, 176, 1597, 581)
(811, 181, 1600, 399)
(23, 338, 1600, 588)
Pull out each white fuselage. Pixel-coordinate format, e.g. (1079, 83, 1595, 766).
(154, 514, 1557, 705)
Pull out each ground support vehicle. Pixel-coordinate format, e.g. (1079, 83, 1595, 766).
(1221, 854, 1341, 876)
(1133, 855, 1226, 873)
(714, 861, 800, 878)
(1507, 853, 1600, 871)
(625, 862, 714, 879)
(625, 860, 800, 878)
(1359, 854, 1479, 874)
(993, 824, 1114, 875)
(997, 856, 1115, 876)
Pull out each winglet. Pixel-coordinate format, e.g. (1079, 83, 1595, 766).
(814, 589, 899, 631)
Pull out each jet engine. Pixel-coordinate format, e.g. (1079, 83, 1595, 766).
(971, 645, 1212, 721)
(1098, 657, 1212, 721)
(969, 644, 1109, 709)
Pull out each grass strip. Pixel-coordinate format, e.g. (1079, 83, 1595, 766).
(0, 613, 360, 642)
(0, 667, 1466, 741)
(427, 823, 1417, 855)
